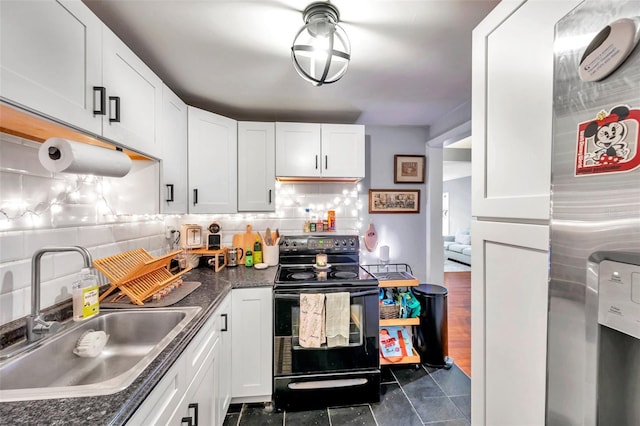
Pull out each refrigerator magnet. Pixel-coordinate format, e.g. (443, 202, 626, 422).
(575, 105, 640, 176)
(578, 17, 640, 82)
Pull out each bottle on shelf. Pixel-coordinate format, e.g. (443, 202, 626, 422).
(253, 237, 263, 264)
(304, 208, 311, 232)
(245, 247, 253, 267)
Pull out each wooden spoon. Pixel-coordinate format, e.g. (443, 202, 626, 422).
(265, 227, 272, 245)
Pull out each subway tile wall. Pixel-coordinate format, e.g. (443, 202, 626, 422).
(165, 182, 363, 248)
(0, 134, 165, 325)
(0, 133, 365, 326)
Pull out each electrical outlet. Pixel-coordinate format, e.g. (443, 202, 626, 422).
(166, 226, 176, 239)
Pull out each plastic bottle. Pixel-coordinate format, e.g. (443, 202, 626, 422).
(72, 268, 100, 321)
(253, 237, 263, 264)
(245, 248, 254, 267)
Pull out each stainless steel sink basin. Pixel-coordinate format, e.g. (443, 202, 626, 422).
(0, 307, 201, 402)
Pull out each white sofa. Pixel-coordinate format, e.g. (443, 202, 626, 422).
(443, 228, 471, 265)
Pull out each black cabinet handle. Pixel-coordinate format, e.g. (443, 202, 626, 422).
(181, 417, 192, 426)
(189, 403, 199, 426)
(315, 155, 318, 169)
(325, 155, 328, 170)
(268, 189, 272, 204)
(108, 96, 120, 123)
(93, 86, 106, 115)
(221, 313, 228, 332)
(166, 184, 174, 202)
(193, 189, 198, 205)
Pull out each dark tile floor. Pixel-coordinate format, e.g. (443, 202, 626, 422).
(222, 363, 471, 426)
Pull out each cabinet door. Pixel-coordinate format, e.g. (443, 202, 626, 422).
(126, 356, 187, 426)
(188, 107, 238, 213)
(160, 85, 188, 214)
(216, 294, 233, 425)
(169, 340, 217, 426)
(102, 27, 162, 157)
(231, 288, 273, 401)
(321, 124, 365, 178)
(275, 122, 321, 177)
(471, 0, 580, 220)
(471, 220, 550, 426)
(238, 122, 276, 211)
(0, 0, 102, 134)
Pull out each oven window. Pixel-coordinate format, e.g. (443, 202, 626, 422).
(291, 305, 363, 349)
(274, 287, 379, 376)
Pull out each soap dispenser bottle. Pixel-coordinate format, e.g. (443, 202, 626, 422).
(72, 268, 100, 321)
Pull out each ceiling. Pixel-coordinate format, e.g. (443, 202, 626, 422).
(82, 0, 499, 128)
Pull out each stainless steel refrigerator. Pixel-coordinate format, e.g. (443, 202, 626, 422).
(548, 1, 640, 425)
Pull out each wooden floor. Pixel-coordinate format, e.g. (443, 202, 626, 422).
(445, 271, 471, 377)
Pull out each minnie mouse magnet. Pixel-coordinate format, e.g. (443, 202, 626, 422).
(576, 105, 640, 176)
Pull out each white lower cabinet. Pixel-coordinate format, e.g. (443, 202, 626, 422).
(471, 220, 550, 426)
(127, 293, 231, 425)
(231, 287, 273, 403)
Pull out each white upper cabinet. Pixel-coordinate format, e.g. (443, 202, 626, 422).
(188, 107, 238, 214)
(0, 0, 163, 158)
(102, 27, 162, 158)
(238, 122, 276, 212)
(471, 0, 578, 220)
(0, 0, 102, 135)
(321, 124, 365, 178)
(159, 84, 188, 214)
(275, 122, 322, 177)
(275, 122, 365, 179)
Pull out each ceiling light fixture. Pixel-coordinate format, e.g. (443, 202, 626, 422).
(291, 2, 351, 86)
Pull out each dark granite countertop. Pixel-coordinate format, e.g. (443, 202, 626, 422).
(0, 265, 276, 425)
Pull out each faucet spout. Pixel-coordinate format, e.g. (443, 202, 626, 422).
(27, 246, 93, 342)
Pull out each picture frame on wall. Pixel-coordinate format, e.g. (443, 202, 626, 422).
(394, 154, 426, 183)
(369, 189, 420, 214)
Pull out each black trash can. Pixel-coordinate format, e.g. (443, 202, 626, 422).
(412, 284, 453, 368)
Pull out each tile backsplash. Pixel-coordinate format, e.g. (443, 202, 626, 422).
(0, 133, 365, 326)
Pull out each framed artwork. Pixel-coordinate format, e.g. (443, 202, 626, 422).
(394, 155, 426, 183)
(369, 189, 420, 214)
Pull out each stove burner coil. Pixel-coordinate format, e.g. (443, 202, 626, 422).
(289, 272, 316, 281)
(333, 271, 358, 279)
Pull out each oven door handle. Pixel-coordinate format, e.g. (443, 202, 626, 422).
(274, 289, 379, 300)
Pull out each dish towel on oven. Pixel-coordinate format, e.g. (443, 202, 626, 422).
(325, 292, 350, 347)
(299, 293, 326, 348)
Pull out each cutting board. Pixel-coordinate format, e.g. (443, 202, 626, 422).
(231, 224, 259, 264)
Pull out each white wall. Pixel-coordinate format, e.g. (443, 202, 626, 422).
(443, 176, 471, 234)
(359, 126, 430, 283)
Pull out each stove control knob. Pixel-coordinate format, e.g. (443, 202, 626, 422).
(342, 240, 347, 246)
(349, 240, 355, 246)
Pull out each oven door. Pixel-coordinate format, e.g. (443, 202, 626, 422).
(273, 285, 379, 377)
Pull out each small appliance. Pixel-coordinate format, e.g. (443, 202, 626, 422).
(179, 224, 203, 249)
(207, 222, 221, 250)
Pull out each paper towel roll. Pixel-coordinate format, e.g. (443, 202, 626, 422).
(39, 138, 132, 177)
(379, 245, 390, 262)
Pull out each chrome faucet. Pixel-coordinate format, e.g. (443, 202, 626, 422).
(26, 246, 93, 342)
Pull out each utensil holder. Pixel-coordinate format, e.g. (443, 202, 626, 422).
(263, 244, 279, 266)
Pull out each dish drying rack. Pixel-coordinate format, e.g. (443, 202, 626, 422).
(94, 248, 192, 306)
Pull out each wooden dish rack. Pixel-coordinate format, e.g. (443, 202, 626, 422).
(94, 248, 192, 306)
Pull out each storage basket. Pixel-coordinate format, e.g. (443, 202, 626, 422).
(380, 302, 400, 319)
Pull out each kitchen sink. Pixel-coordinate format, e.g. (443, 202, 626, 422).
(0, 306, 201, 402)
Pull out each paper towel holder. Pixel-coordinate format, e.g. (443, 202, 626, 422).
(39, 138, 132, 178)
